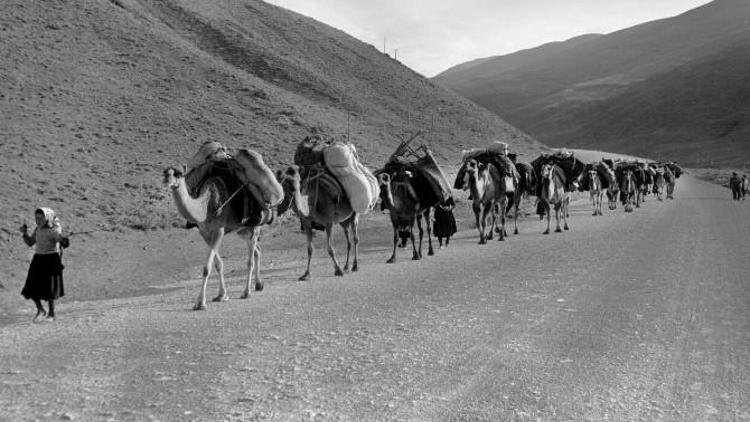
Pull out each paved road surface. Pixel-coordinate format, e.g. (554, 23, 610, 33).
(1, 176, 748, 421)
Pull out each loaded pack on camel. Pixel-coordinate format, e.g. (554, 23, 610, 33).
(378, 133, 452, 208)
(507, 153, 536, 198)
(577, 161, 617, 191)
(455, 141, 519, 194)
(184, 141, 283, 227)
(294, 134, 380, 219)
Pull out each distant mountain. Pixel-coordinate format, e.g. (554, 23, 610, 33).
(434, 0, 750, 167)
(0, 0, 544, 238)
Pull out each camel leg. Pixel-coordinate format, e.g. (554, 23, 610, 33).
(211, 252, 229, 303)
(241, 230, 260, 299)
(425, 208, 434, 256)
(513, 198, 520, 235)
(409, 223, 420, 260)
(474, 206, 486, 244)
(253, 241, 262, 291)
(325, 225, 345, 276)
(196, 248, 216, 311)
(415, 215, 424, 259)
(351, 215, 359, 272)
(195, 229, 224, 310)
(554, 205, 562, 233)
(563, 199, 570, 230)
(341, 223, 351, 272)
(543, 202, 551, 234)
(497, 199, 506, 241)
(487, 204, 497, 241)
(299, 226, 313, 281)
(387, 225, 398, 263)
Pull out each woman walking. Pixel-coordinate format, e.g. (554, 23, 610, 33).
(20, 208, 69, 322)
(433, 197, 457, 248)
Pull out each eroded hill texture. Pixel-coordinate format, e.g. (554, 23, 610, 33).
(0, 0, 544, 248)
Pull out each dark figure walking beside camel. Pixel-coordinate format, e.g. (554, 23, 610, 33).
(433, 196, 457, 248)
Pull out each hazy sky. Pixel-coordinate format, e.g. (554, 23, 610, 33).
(264, 0, 713, 77)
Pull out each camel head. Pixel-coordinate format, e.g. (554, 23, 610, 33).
(462, 159, 485, 190)
(163, 167, 185, 189)
(540, 164, 554, 181)
(277, 165, 302, 198)
(621, 169, 634, 191)
(377, 172, 391, 188)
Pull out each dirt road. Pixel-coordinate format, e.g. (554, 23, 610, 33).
(1, 176, 748, 422)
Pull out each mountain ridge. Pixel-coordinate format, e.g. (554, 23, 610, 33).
(433, 0, 750, 167)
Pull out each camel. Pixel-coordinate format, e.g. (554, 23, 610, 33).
(664, 166, 676, 199)
(654, 168, 667, 201)
(464, 159, 505, 245)
(587, 169, 604, 216)
(277, 165, 359, 280)
(620, 169, 637, 212)
(378, 169, 434, 262)
(163, 167, 264, 310)
(633, 165, 647, 207)
(539, 164, 569, 234)
(462, 159, 504, 243)
(505, 160, 535, 235)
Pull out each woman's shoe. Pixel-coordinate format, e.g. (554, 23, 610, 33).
(33, 309, 47, 322)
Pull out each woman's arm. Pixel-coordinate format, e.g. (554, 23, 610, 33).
(21, 226, 36, 247)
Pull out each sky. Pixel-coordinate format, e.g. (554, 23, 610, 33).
(264, 0, 714, 77)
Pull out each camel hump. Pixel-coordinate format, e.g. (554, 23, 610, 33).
(187, 141, 230, 170)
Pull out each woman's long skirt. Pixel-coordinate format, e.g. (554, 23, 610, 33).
(21, 253, 64, 300)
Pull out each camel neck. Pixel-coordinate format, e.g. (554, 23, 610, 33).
(171, 179, 209, 223)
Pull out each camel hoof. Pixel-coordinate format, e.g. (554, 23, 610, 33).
(564, 225, 569, 230)
(352, 263, 358, 272)
(478, 240, 486, 245)
(334, 268, 344, 277)
(343, 265, 350, 273)
(428, 249, 434, 256)
(514, 229, 519, 235)
(212, 295, 229, 302)
(555, 228, 562, 233)
(412, 254, 421, 261)
(386, 257, 396, 264)
(298, 273, 311, 281)
(254, 282, 264, 292)
(543, 230, 550, 235)
(240, 291, 250, 299)
(193, 303, 206, 311)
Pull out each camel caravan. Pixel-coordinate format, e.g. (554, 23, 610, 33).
(163, 137, 682, 310)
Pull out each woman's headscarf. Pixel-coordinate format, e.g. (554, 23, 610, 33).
(36, 207, 60, 229)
